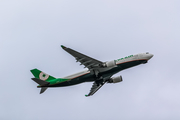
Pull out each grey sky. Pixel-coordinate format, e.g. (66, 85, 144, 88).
(1, 0, 180, 120)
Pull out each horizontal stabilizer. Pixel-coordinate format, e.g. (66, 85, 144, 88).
(40, 87, 48, 94)
(31, 78, 49, 86)
(32, 78, 49, 94)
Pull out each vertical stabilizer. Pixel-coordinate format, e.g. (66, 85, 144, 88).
(30, 68, 56, 81)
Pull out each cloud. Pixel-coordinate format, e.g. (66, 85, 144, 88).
(1, 0, 180, 120)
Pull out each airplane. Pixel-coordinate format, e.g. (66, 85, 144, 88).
(30, 45, 153, 97)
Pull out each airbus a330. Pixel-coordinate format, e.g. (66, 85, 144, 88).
(30, 45, 153, 97)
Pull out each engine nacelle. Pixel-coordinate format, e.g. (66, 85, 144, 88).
(108, 76, 123, 83)
(103, 60, 117, 68)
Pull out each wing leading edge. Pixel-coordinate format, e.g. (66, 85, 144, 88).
(61, 45, 103, 70)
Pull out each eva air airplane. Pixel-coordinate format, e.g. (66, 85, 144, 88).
(30, 45, 153, 97)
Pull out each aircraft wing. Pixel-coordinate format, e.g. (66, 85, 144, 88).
(61, 45, 103, 69)
(85, 81, 107, 97)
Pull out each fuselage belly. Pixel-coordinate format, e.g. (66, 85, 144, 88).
(49, 59, 147, 87)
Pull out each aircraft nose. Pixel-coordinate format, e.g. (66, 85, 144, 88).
(147, 54, 154, 60)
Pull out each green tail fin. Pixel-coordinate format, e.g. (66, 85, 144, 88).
(30, 68, 56, 81)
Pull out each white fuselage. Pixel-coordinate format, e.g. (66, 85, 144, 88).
(63, 53, 153, 80)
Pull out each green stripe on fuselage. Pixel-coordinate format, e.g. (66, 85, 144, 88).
(48, 72, 94, 87)
(47, 78, 70, 85)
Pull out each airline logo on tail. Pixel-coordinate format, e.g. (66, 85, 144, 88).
(30, 68, 56, 81)
(39, 72, 49, 81)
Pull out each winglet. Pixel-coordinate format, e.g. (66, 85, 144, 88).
(85, 95, 89, 97)
(61, 45, 67, 49)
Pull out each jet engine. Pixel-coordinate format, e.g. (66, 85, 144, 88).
(103, 60, 117, 68)
(108, 76, 123, 83)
